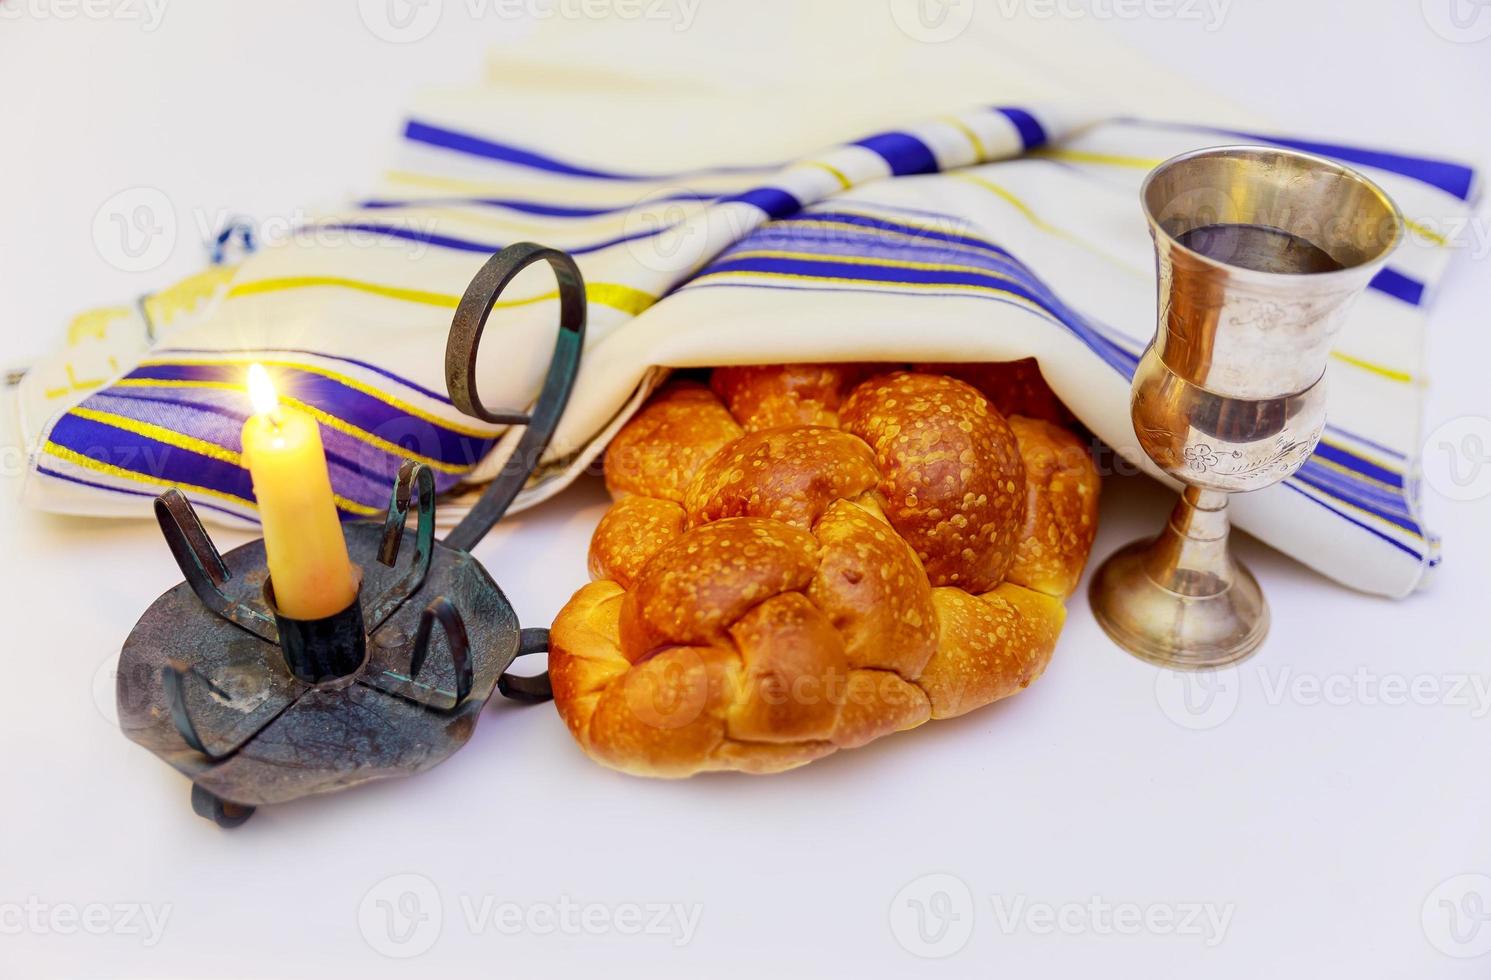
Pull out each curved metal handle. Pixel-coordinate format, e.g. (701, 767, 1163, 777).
(498, 627, 553, 704)
(408, 597, 475, 709)
(155, 490, 278, 644)
(367, 461, 437, 631)
(444, 243, 587, 553)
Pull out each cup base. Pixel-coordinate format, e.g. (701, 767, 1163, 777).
(1089, 537, 1269, 670)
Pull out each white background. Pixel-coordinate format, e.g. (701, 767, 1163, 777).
(2, 1, 1490, 977)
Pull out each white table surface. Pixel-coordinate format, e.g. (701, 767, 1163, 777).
(2, 2, 1489, 977)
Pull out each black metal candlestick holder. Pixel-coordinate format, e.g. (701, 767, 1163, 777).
(116, 244, 586, 828)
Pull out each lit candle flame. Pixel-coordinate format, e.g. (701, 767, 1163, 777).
(247, 363, 280, 419)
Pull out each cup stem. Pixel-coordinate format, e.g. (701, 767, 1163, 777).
(1144, 487, 1236, 598)
(1089, 487, 1269, 669)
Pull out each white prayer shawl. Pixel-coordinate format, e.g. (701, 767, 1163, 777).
(5, 6, 1477, 598)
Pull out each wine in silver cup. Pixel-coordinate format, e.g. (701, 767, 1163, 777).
(1090, 145, 1403, 669)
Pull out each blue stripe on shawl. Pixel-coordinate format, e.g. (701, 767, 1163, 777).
(853, 132, 940, 176)
(994, 107, 1048, 150)
(403, 119, 775, 182)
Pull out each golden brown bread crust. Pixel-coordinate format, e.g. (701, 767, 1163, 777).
(683, 427, 879, 530)
(830, 670, 930, 749)
(552, 363, 1099, 778)
(618, 517, 821, 658)
(711, 363, 876, 430)
(726, 592, 848, 743)
(588, 496, 685, 588)
(920, 584, 1065, 719)
(1004, 416, 1101, 599)
(807, 498, 938, 678)
(917, 358, 1077, 428)
(603, 381, 743, 501)
(841, 372, 1026, 594)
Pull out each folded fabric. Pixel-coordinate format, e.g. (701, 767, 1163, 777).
(5, 16, 1477, 600)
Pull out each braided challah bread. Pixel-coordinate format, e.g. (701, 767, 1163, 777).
(551, 362, 1100, 777)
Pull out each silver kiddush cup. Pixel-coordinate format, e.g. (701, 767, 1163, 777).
(1090, 145, 1403, 669)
